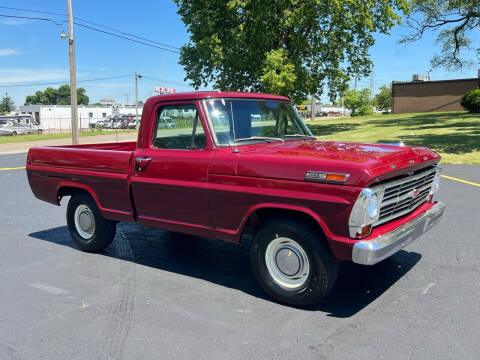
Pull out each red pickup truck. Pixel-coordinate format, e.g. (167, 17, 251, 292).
(27, 91, 445, 306)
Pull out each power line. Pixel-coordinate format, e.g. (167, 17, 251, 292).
(0, 13, 65, 25)
(0, 5, 64, 17)
(74, 18, 180, 50)
(0, 75, 131, 88)
(142, 75, 189, 88)
(0, 14, 180, 54)
(0, 6, 181, 50)
(74, 23, 180, 54)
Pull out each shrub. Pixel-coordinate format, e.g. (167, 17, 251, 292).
(461, 89, 480, 113)
(351, 105, 374, 116)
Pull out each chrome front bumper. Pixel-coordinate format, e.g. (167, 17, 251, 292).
(352, 201, 445, 265)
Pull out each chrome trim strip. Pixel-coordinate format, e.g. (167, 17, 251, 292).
(352, 201, 445, 265)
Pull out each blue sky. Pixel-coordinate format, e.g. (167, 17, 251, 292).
(0, 0, 478, 106)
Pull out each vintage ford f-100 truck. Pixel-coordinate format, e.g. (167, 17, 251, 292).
(27, 91, 445, 306)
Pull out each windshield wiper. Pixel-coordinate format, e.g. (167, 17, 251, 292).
(284, 134, 316, 140)
(235, 136, 285, 143)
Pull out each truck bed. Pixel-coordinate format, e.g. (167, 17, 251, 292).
(26, 141, 137, 222)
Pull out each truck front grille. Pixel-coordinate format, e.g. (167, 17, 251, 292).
(375, 166, 437, 226)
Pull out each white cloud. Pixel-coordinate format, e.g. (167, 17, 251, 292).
(0, 18, 28, 25)
(0, 49, 17, 56)
(87, 82, 132, 88)
(0, 69, 69, 84)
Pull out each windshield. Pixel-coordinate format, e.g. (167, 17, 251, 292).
(204, 99, 314, 146)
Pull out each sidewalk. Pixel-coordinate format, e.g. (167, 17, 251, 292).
(0, 132, 139, 155)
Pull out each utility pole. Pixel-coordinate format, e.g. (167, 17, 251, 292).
(354, 74, 358, 92)
(135, 72, 142, 122)
(311, 95, 316, 121)
(66, 0, 78, 144)
(124, 93, 130, 104)
(369, 71, 375, 96)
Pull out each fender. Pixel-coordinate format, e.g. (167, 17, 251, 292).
(56, 181, 134, 222)
(214, 202, 335, 244)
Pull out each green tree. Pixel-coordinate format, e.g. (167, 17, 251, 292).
(56, 84, 71, 105)
(174, 0, 409, 102)
(403, 0, 480, 70)
(76, 88, 89, 105)
(343, 88, 373, 116)
(374, 84, 392, 111)
(0, 93, 15, 113)
(24, 85, 89, 105)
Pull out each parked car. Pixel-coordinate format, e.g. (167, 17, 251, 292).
(157, 115, 176, 128)
(104, 115, 122, 129)
(95, 119, 108, 128)
(26, 91, 445, 307)
(127, 118, 140, 129)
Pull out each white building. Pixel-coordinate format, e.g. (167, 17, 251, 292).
(17, 104, 143, 130)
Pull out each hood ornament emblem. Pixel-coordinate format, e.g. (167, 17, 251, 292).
(409, 189, 420, 198)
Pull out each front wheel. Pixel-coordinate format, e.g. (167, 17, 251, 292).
(250, 217, 339, 307)
(67, 194, 116, 252)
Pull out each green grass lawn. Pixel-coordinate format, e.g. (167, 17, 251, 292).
(0, 129, 137, 145)
(308, 111, 480, 164)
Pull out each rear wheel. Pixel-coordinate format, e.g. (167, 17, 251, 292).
(67, 193, 116, 252)
(11, 131, 17, 136)
(250, 217, 339, 307)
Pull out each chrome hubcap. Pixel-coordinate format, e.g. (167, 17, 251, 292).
(265, 237, 310, 290)
(74, 204, 95, 240)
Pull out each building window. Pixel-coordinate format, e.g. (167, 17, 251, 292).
(102, 113, 106, 118)
(88, 112, 93, 118)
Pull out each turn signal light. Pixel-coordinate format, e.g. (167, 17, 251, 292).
(326, 173, 348, 182)
(305, 171, 350, 183)
(356, 224, 372, 238)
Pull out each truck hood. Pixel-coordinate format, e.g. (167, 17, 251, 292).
(236, 140, 440, 187)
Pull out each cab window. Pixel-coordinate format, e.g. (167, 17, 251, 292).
(153, 104, 206, 149)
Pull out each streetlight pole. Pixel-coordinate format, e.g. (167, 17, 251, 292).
(135, 72, 142, 122)
(66, 0, 78, 144)
(311, 95, 316, 121)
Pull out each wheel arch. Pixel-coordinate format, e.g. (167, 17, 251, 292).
(239, 203, 334, 243)
(56, 182, 101, 208)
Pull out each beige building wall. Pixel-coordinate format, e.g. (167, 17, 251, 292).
(392, 78, 479, 113)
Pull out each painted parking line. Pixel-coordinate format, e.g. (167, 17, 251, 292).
(0, 166, 479, 188)
(0, 166, 25, 171)
(441, 175, 480, 188)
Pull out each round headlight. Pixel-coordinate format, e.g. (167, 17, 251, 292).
(367, 193, 379, 219)
(431, 171, 441, 194)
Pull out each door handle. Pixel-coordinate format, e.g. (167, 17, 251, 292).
(135, 157, 151, 172)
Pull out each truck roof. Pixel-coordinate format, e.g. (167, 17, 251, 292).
(145, 91, 290, 104)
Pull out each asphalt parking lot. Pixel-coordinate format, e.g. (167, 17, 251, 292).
(1, 153, 479, 360)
